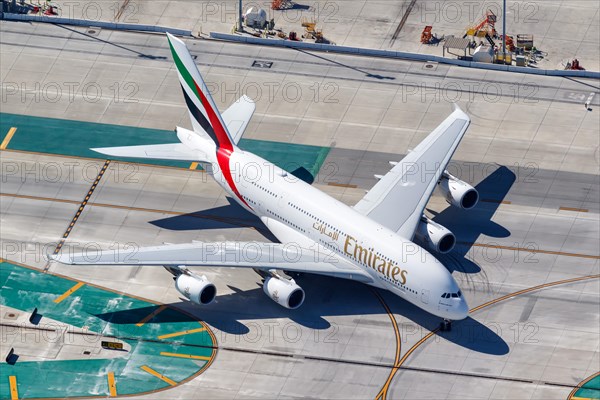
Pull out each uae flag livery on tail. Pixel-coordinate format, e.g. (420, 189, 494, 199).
(166, 33, 235, 152)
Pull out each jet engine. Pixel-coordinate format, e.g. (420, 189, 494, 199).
(437, 172, 479, 210)
(175, 272, 217, 305)
(415, 216, 456, 254)
(263, 275, 305, 309)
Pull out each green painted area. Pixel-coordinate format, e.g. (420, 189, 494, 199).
(0, 113, 330, 178)
(575, 375, 600, 399)
(0, 262, 215, 399)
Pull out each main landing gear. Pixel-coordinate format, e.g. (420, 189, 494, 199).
(440, 319, 452, 331)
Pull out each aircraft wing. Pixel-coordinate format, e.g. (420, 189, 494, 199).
(51, 241, 374, 283)
(353, 105, 471, 239)
(222, 95, 255, 145)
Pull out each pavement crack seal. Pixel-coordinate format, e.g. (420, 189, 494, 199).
(374, 274, 600, 400)
(389, 0, 417, 45)
(44, 160, 111, 272)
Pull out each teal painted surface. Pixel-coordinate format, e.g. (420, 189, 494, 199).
(575, 375, 600, 399)
(0, 113, 330, 177)
(0, 262, 215, 398)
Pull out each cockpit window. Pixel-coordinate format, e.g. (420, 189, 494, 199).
(442, 291, 461, 298)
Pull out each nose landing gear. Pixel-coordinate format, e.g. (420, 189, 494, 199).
(440, 319, 452, 331)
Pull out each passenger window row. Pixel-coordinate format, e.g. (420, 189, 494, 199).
(251, 181, 277, 197)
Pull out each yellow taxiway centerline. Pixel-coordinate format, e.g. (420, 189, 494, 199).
(160, 352, 211, 361)
(1, 127, 17, 150)
(140, 365, 177, 386)
(53, 282, 85, 304)
(375, 274, 600, 400)
(9, 376, 18, 400)
(107, 372, 117, 397)
(136, 305, 167, 327)
(157, 327, 206, 340)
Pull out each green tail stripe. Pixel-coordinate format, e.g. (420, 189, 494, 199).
(167, 38, 200, 102)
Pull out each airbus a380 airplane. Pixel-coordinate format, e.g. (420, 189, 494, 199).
(54, 33, 480, 327)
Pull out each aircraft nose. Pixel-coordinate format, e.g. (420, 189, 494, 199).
(454, 298, 469, 320)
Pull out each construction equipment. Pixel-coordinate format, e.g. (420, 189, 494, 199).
(499, 34, 515, 51)
(516, 34, 534, 50)
(272, 0, 293, 10)
(301, 17, 324, 42)
(421, 26, 433, 44)
(464, 10, 496, 38)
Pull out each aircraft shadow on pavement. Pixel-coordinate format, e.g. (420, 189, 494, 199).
(95, 273, 508, 355)
(431, 166, 516, 274)
(98, 168, 514, 355)
(149, 197, 278, 241)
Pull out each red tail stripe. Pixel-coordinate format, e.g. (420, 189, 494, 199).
(191, 80, 250, 209)
(194, 81, 233, 152)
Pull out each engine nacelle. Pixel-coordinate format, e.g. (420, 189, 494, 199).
(263, 276, 305, 309)
(415, 217, 456, 254)
(175, 273, 217, 305)
(438, 173, 479, 210)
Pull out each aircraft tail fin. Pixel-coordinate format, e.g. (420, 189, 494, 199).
(166, 33, 235, 151)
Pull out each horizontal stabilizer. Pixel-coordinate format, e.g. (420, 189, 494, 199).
(222, 95, 256, 145)
(91, 143, 208, 162)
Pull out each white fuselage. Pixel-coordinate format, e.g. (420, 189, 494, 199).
(206, 148, 468, 320)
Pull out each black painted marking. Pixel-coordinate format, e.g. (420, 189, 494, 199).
(180, 84, 218, 145)
(252, 60, 273, 68)
(51, 160, 111, 259)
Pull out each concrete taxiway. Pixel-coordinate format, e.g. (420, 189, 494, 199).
(1, 22, 599, 399)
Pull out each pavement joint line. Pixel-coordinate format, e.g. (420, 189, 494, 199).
(1, 127, 17, 150)
(159, 351, 212, 361)
(136, 305, 167, 327)
(107, 371, 117, 397)
(140, 365, 178, 386)
(3, 191, 598, 260)
(48, 160, 111, 272)
(53, 281, 85, 304)
(9, 375, 18, 400)
(157, 327, 206, 340)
